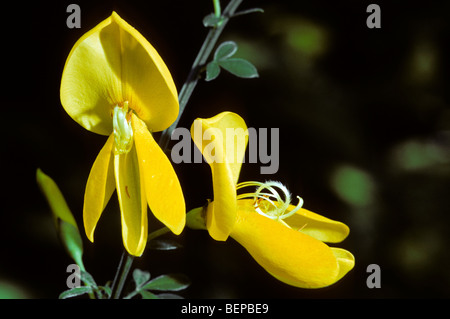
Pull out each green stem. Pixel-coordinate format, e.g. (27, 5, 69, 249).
(213, 0, 222, 17)
(109, 227, 170, 299)
(110, 251, 135, 299)
(158, 0, 244, 151)
(148, 226, 171, 241)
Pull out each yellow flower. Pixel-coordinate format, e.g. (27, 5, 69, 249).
(60, 12, 185, 257)
(189, 112, 354, 288)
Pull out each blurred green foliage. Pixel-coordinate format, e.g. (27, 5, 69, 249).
(0, 281, 31, 299)
(330, 165, 376, 207)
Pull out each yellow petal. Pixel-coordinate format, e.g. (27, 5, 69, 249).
(60, 11, 178, 135)
(114, 143, 148, 257)
(190, 112, 248, 240)
(231, 200, 352, 288)
(205, 182, 236, 241)
(132, 114, 185, 235)
(83, 134, 115, 242)
(191, 112, 248, 184)
(111, 13, 179, 132)
(331, 248, 355, 283)
(60, 15, 122, 135)
(284, 207, 350, 243)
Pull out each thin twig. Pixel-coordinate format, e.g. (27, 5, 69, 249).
(110, 251, 134, 299)
(158, 0, 244, 151)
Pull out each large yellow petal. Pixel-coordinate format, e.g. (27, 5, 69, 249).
(284, 206, 350, 243)
(132, 114, 185, 235)
(61, 15, 123, 135)
(191, 112, 248, 240)
(114, 143, 148, 257)
(231, 200, 351, 288)
(109, 12, 179, 132)
(83, 134, 115, 242)
(60, 11, 178, 135)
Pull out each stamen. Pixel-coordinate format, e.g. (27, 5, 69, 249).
(236, 181, 304, 223)
(279, 196, 304, 219)
(113, 101, 133, 154)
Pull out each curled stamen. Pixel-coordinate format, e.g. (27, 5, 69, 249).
(236, 181, 304, 221)
(279, 196, 304, 219)
(255, 181, 291, 218)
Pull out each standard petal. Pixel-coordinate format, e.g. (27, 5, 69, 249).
(110, 12, 179, 132)
(283, 206, 350, 243)
(114, 144, 148, 257)
(190, 112, 248, 240)
(231, 200, 345, 288)
(61, 15, 123, 135)
(61, 12, 179, 135)
(132, 114, 185, 235)
(83, 134, 115, 242)
(191, 112, 248, 185)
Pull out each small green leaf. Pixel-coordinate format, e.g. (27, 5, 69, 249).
(205, 61, 221, 81)
(148, 239, 183, 251)
(59, 221, 84, 269)
(140, 290, 158, 299)
(36, 169, 77, 227)
(203, 13, 224, 28)
(59, 286, 93, 299)
(218, 58, 259, 78)
(143, 274, 190, 292)
(80, 271, 97, 289)
(214, 41, 238, 61)
(36, 168, 84, 269)
(133, 269, 151, 287)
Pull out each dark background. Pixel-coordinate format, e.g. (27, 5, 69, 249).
(1, 0, 450, 298)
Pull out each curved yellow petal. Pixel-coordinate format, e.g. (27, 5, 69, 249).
(190, 112, 248, 240)
(132, 114, 185, 235)
(110, 12, 179, 132)
(284, 207, 350, 243)
(204, 170, 237, 241)
(191, 112, 248, 184)
(61, 15, 123, 135)
(83, 134, 115, 242)
(114, 144, 148, 257)
(231, 200, 351, 288)
(61, 11, 178, 135)
(331, 248, 355, 283)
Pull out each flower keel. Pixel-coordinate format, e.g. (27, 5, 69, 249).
(113, 102, 134, 155)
